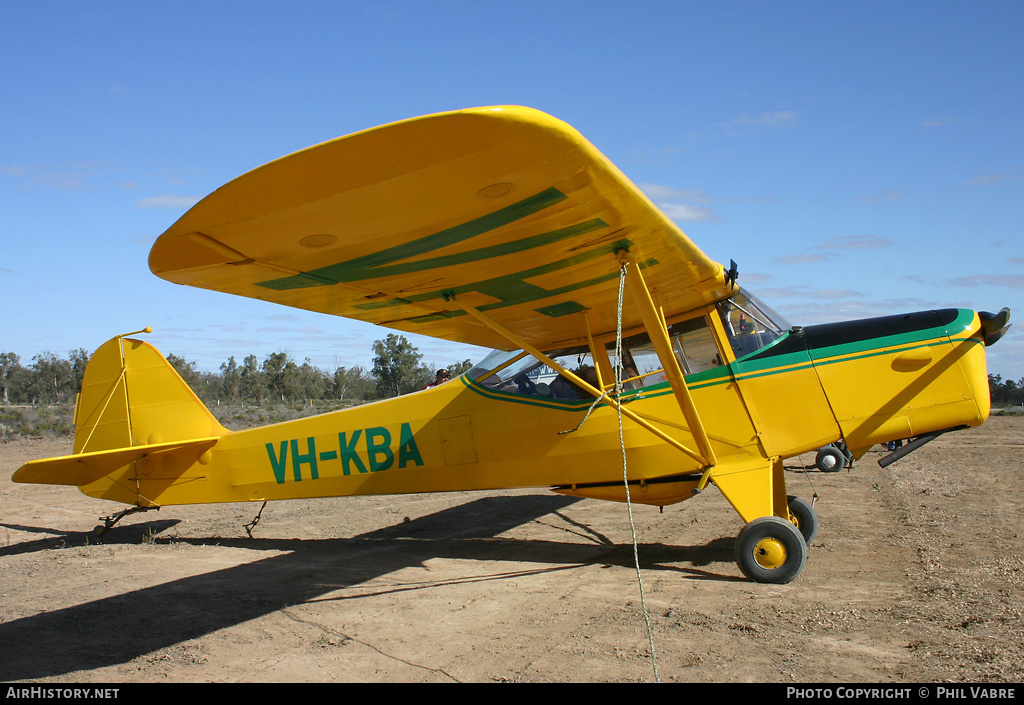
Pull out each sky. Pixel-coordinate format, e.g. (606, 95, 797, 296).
(2, 1, 1022, 381)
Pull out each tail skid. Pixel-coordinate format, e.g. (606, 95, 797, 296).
(13, 329, 227, 506)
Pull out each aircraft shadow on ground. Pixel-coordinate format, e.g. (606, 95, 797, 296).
(0, 494, 737, 680)
(0, 520, 183, 556)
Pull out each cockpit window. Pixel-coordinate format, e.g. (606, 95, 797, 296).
(466, 349, 524, 381)
(467, 347, 598, 400)
(606, 315, 722, 389)
(717, 288, 791, 359)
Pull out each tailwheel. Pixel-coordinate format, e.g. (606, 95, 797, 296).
(787, 495, 819, 545)
(735, 516, 807, 584)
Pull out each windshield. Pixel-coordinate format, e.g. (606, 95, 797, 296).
(717, 288, 792, 359)
(467, 346, 598, 400)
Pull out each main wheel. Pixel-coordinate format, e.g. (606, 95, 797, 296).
(735, 516, 807, 584)
(815, 445, 845, 472)
(787, 495, 819, 545)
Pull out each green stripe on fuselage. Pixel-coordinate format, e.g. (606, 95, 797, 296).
(730, 310, 974, 381)
(806, 312, 972, 365)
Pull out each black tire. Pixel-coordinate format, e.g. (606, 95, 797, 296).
(787, 495, 819, 545)
(815, 445, 845, 472)
(735, 516, 807, 584)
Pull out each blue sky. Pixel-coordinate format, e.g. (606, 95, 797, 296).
(2, 1, 1021, 381)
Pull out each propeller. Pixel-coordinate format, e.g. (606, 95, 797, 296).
(725, 259, 739, 288)
(979, 307, 1011, 347)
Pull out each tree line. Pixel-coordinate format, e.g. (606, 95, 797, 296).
(0, 333, 474, 407)
(4, 337, 1021, 409)
(989, 374, 1024, 407)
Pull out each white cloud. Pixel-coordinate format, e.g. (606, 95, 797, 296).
(966, 174, 1019, 186)
(720, 110, 798, 135)
(736, 272, 773, 285)
(658, 203, 718, 223)
(1, 161, 128, 191)
(135, 194, 201, 209)
(775, 234, 894, 264)
(810, 235, 895, 251)
(948, 274, 1024, 289)
(922, 117, 963, 129)
(758, 286, 866, 300)
(859, 190, 905, 203)
(640, 183, 718, 223)
(773, 297, 937, 325)
(986, 336, 1024, 381)
(772, 253, 833, 264)
(638, 184, 711, 203)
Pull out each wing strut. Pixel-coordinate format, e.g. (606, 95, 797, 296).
(617, 250, 718, 469)
(444, 280, 715, 470)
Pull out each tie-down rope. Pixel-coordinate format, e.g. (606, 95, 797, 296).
(613, 263, 661, 683)
(556, 262, 661, 682)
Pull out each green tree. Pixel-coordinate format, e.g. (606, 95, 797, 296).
(239, 354, 267, 403)
(262, 351, 299, 402)
(331, 365, 375, 402)
(69, 348, 90, 393)
(446, 359, 474, 378)
(30, 352, 74, 403)
(989, 374, 1024, 406)
(197, 369, 224, 403)
(372, 334, 429, 398)
(167, 353, 225, 403)
(0, 352, 21, 405)
(167, 353, 203, 390)
(8, 365, 34, 404)
(294, 357, 330, 402)
(220, 356, 241, 402)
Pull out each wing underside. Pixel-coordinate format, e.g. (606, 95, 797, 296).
(149, 106, 730, 350)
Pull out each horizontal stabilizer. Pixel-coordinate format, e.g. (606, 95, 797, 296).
(13, 437, 219, 488)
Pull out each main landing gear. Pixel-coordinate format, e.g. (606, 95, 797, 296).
(734, 495, 818, 584)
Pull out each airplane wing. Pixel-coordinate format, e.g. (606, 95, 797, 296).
(149, 106, 731, 350)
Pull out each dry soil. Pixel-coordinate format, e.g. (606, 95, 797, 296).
(1, 417, 1022, 683)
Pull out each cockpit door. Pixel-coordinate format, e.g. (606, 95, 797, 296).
(714, 292, 842, 458)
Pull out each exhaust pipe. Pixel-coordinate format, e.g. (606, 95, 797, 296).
(878, 425, 969, 468)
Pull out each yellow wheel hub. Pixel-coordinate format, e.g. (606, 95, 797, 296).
(753, 537, 787, 570)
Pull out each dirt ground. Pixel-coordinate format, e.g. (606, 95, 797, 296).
(1, 416, 1022, 683)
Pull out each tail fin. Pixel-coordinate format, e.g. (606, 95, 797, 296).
(72, 332, 226, 454)
(13, 331, 225, 505)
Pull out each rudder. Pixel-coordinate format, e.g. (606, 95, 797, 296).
(13, 332, 227, 506)
(74, 332, 227, 454)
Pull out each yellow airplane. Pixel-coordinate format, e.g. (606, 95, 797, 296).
(13, 106, 1011, 584)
